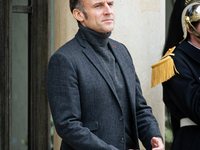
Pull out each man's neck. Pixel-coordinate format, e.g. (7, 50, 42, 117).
(78, 23, 111, 46)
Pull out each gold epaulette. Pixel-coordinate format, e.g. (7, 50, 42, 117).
(151, 46, 179, 88)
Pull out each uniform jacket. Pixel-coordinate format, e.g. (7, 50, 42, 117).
(163, 41, 200, 128)
(47, 29, 162, 150)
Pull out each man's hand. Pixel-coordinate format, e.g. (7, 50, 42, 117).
(151, 137, 164, 150)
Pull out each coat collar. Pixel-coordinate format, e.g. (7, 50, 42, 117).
(75, 29, 87, 48)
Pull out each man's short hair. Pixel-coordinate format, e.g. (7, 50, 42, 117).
(70, 0, 79, 13)
(70, 0, 88, 18)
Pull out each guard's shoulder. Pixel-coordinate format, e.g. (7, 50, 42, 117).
(151, 46, 179, 88)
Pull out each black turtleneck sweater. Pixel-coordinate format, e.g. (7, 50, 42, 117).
(79, 23, 134, 149)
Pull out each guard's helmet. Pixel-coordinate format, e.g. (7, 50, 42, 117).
(181, 1, 200, 41)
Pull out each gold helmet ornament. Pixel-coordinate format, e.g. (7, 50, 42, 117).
(181, 1, 200, 42)
(185, 0, 200, 6)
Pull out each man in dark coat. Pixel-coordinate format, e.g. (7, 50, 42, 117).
(46, 0, 164, 149)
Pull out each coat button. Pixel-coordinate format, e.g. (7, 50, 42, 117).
(119, 116, 123, 121)
(120, 138, 125, 143)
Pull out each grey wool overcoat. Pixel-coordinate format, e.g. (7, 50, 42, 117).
(46, 29, 162, 150)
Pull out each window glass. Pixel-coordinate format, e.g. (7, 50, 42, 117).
(12, 12, 28, 150)
(12, 0, 28, 5)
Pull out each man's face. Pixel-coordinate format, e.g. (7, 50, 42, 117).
(80, 0, 115, 34)
(195, 22, 200, 37)
(189, 22, 200, 45)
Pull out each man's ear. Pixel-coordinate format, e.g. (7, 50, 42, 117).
(73, 9, 85, 22)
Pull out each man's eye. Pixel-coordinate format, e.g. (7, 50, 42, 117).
(108, 3, 113, 6)
(95, 5, 100, 8)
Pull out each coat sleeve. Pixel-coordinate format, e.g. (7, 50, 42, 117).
(162, 51, 200, 125)
(135, 73, 163, 150)
(46, 52, 119, 150)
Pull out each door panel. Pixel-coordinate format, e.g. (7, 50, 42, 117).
(0, 0, 51, 149)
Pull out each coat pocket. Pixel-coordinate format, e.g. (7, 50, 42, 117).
(83, 121, 98, 131)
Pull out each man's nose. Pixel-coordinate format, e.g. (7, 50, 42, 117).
(103, 4, 113, 15)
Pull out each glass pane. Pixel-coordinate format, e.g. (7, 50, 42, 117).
(12, 12, 28, 150)
(12, 0, 28, 5)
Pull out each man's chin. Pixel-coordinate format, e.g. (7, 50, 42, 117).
(104, 26, 115, 33)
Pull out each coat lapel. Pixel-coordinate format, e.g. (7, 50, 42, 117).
(108, 40, 136, 100)
(109, 40, 139, 143)
(83, 45, 120, 101)
(75, 31, 120, 101)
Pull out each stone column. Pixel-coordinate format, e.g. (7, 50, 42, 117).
(54, 0, 165, 150)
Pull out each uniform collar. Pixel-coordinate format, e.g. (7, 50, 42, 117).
(187, 41, 200, 51)
(178, 40, 200, 64)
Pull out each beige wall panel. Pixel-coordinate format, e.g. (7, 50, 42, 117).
(54, 0, 78, 52)
(54, 0, 165, 150)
